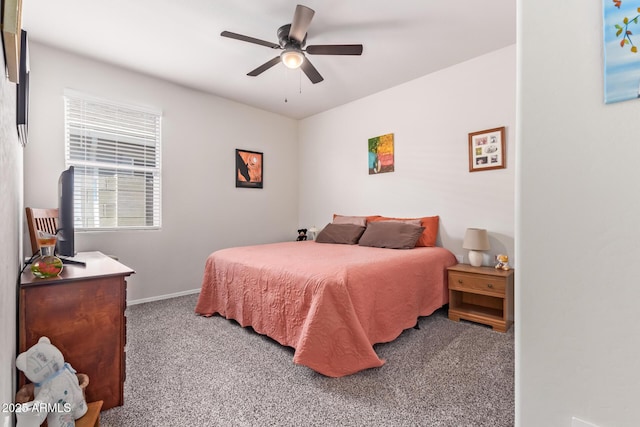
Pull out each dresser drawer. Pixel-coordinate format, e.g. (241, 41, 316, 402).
(448, 271, 506, 295)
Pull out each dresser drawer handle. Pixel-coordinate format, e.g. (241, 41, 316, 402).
(487, 283, 494, 288)
(457, 279, 463, 284)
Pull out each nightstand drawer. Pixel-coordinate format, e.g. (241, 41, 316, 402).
(448, 272, 506, 295)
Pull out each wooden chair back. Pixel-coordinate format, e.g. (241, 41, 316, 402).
(25, 207, 59, 255)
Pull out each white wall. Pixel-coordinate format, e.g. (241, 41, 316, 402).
(517, 1, 640, 426)
(24, 42, 299, 302)
(299, 45, 516, 263)
(0, 48, 23, 426)
(10, 3, 640, 425)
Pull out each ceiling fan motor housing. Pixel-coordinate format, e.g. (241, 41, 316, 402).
(277, 24, 306, 49)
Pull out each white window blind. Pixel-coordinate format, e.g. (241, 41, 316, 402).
(64, 91, 162, 230)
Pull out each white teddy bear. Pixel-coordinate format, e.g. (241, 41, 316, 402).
(15, 337, 88, 427)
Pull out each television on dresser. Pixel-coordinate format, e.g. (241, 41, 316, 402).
(57, 166, 75, 257)
(16, 30, 29, 147)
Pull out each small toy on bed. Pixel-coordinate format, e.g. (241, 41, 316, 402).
(495, 254, 510, 271)
(296, 229, 308, 241)
(15, 336, 88, 427)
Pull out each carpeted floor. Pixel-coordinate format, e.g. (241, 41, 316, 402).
(100, 293, 514, 427)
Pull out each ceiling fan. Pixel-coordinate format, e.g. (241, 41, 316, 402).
(221, 4, 363, 84)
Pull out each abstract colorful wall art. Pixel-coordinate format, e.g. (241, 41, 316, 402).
(368, 133, 394, 174)
(236, 149, 263, 188)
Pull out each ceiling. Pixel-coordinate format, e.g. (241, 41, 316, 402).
(21, 1, 516, 120)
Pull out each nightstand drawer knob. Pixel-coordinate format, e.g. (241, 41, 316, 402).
(458, 279, 463, 284)
(487, 283, 493, 288)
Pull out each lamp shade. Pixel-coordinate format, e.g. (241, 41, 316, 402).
(462, 228, 490, 251)
(281, 48, 304, 69)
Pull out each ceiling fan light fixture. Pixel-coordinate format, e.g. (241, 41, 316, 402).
(281, 48, 304, 69)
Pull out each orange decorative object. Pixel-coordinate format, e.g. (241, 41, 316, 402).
(31, 231, 63, 278)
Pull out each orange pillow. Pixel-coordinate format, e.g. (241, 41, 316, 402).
(368, 215, 439, 247)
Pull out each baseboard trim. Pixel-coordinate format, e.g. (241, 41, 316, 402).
(127, 288, 200, 306)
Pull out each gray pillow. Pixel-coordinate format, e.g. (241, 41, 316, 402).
(358, 222, 425, 249)
(315, 223, 366, 245)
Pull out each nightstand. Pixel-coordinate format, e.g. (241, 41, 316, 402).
(447, 264, 514, 332)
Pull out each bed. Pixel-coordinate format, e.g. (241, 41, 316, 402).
(195, 236, 457, 377)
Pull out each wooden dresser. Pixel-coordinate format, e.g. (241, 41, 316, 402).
(19, 252, 134, 410)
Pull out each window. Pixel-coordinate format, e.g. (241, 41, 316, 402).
(64, 90, 162, 230)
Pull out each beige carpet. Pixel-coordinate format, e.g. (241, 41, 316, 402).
(100, 293, 514, 426)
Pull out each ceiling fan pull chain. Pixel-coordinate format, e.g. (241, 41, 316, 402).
(284, 67, 288, 103)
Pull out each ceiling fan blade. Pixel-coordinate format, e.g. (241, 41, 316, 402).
(289, 5, 315, 44)
(300, 57, 324, 84)
(247, 56, 282, 77)
(306, 44, 363, 55)
(221, 31, 280, 49)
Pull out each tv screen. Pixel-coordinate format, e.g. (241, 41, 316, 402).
(57, 166, 75, 257)
(17, 29, 29, 147)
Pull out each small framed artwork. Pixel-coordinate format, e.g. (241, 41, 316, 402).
(235, 149, 263, 188)
(2, 0, 23, 83)
(603, 0, 640, 103)
(368, 133, 394, 174)
(468, 127, 506, 172)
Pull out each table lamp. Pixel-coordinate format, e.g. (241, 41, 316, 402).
(463, 228, 490, 267)
(308, 226, 318, 240)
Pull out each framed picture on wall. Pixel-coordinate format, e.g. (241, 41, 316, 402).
(235, 149, 263, 188)
(603, 0, 640, 104)
(468, 127, 506, 172)
(368, 133, 395, 174)
(2, 0, 23, 83)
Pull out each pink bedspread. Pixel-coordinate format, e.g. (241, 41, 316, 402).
(195, 241, 456, 377)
